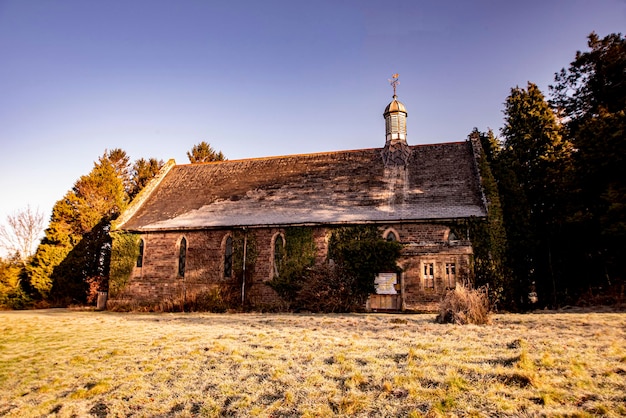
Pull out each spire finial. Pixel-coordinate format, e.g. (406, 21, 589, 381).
(388, 73, 400, 97)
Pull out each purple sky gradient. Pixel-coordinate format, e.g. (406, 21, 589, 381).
(0, 0, 624, 249)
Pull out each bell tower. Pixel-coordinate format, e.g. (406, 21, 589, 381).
(382, 74, 410, 166)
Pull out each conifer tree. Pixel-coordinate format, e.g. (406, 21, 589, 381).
(501, 83, 572, 305)
(129, 158, 164, 199)
(27, 150, 129, 301)
(187, 141, 226, 163)
(551, 32, 626, 289)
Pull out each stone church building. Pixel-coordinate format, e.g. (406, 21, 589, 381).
(113, 92, 488, 311)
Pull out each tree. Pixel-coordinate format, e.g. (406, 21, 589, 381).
(187, 141, 226, 163)
(500, 83, 573, 306)
(105, 149, 131, 192)
(0, 257, 29, 308)
(0, 206, 44, 264)
(27, 151, 129, 301)
(129, 158, 164, 199)
(550, 32, 626, 290)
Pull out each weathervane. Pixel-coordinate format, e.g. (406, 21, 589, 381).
(388, 73, 399, 97)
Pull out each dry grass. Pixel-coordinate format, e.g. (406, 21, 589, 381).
(0, 309, 625, 417)
(436, 284, 491, 325)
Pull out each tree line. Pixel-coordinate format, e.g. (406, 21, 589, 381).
(475, 32, 625, 308)
(1, 32, 624, 309)
(0, 142, 225, 308)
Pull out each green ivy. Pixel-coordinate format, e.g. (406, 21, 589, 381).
(268, 227, 316, 303)
(467, 130, 511, 307)
(327, 226, 402, 300)
(109, 231, 141, 298)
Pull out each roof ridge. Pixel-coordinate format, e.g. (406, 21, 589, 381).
(176, 141, 467, 167)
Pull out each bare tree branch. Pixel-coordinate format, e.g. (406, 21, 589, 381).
(0, 206, 45, 263)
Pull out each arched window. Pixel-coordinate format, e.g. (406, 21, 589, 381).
(178, 237, 187, 277)
(448, 230, 459, 241)
(383, 228, 399, 242)
(137, 239, 144, 267)
(273, 234, 285, 277)
(224, 235, 233, 278)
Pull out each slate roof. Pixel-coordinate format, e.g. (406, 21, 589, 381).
(117, 141, 487, 232)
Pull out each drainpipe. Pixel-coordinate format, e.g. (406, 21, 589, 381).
(241, 227, 247, 307)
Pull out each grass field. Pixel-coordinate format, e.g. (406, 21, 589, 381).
(0, 309, 625, 417)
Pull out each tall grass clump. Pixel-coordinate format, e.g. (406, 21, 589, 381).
(436, 283, 491, 325)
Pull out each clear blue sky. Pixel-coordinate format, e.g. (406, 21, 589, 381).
(0, 0, 624, 243)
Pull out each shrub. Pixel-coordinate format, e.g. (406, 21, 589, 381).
(185, 288, 231, 313)
(0, 259, 32, 309)
(436, 284, 491, 325)
(85, 275, 107, 304)
(294, 264, 365, 313)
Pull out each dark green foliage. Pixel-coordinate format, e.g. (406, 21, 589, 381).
(294, 263, 365, 312)
(108, 231, 140, 298)
(187, 141, 226, 163)
(26, 150, 129, 303)
(268, 227, 316, 304)
(551, 32, 626, 119)
(49, 219, 112, 304)
(23, 148, 168, 306)
(550, 33, 626, 294)
(467, 130, 510, 307)
(294, 226, 401, 312)
(269, 226, 402, 312)
(498, 83, 573, 307)
(327, 226, 402, 301)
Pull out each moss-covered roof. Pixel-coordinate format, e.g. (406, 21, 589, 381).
(117, 141, 487, 231)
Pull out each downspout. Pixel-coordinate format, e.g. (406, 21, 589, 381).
(241, 227, 247, 307)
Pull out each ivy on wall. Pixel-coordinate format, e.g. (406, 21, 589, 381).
(327, 225, 402, 300)
(109, 231, 141, 298)
(268, 227, 316, 304)
(467, 132, 511, 307)
(269, 225, 402, 312)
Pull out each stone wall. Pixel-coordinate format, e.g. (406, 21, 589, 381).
(117, 222, 473, 312)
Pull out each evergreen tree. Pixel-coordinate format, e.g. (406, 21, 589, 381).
(105, 148, 132, 193)
(550, 32, 626, 289)
(501, 83, 573, 306)
(27, 151, 129, 302)
(187, 141, 226, 163)
(129, 158, 164, 199)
